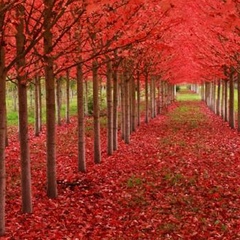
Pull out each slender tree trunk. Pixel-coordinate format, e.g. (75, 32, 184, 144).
(151, 77, 156, 118)
(39, 78, 43, 131)
(16, 3, 32, 213)
(150, 76, 153, 118)
(84, 81, 89, 116)
(145, 74, 149, 123)
(201, 83, 205, 101)
(157, 81, 161, 115)
(221, 80, 225, 118)
(12, 84, 18, 111)
(205, 82, 208, 104)
(5, 106, 8, 147)
(0, 10, 6, 233)
(124, 71, 130, 144)
(161, 80, 164, 111)
(112, 66, 118, 151)
(120, 74, 125, 140)
(106, 58, 113, 155)
(238, 72, 240, 132)
(216, 80, 221, 115)
(44, 0, 57, 198)
(131, 76, 136, 132)
(92, 60, 101, 163)
(136, 71, 140, 126)
(77, 63, 86, 172)
(29, 84, 33, 109)
(229, 68, 234, 128)
(0, 73, 5, 236)
(212, 82, 216, 112)
(153, 77, 156, 115)
(34, 76, 40, 136)
(209, 82, 213, 109)
(224, 80, 228, 122)
(56, 78, 62, 126)
(66, 70, 70, 124)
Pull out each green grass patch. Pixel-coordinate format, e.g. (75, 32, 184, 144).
(126, 175, 144, 188)
(177, 92, 201, 101)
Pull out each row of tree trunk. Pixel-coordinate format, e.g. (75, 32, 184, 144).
(1, 53, 176, 235)
(201, 68, 240, 130)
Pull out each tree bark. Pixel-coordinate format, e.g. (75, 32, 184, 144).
(221, 80, 225, 118)
(84, 81, 89, 116)
(112, 64, 118, 151)
(77, 63, 86, 172)
(34, 76, 40, 136)
(224, 80, 228, 122)
(120, 73, 125, 140)
(216, 80, 221, 116)
(66, 70, 70, 124)
(157, 81, 161, 115)
(16, 3, 32, 213)
(131, 75, 136, 132)
(201, 82, 205, 101)
(44, 0, 57, 198)
(124, 70, 130, 144)
(92, 60, 101, 163)
(39, 78, 43, 131)
(238, 72, 240, 132)
(12, 83, 18, 111)
(137, 71, 140, 126)
(0, 9, 6, 234)
(229, 68, 234, 128)
(106, 59, 113, 155)
(4, 106, 8, 147)
(145, 73, 149, 123)
(56, 78, 62, 126)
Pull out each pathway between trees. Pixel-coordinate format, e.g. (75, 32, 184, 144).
(5, 92, 240, 239)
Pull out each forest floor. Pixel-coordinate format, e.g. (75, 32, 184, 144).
(4, 91, 240, 239)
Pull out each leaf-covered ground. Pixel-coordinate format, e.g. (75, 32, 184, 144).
(4, 96, 240, 239)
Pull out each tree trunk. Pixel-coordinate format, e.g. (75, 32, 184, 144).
(221, 80, 225, 118)
(39, 78, 43, 131)
(224, 80, 228, 122)
(112, 65, 118, 151)
(92, 60, 101, 164)
(34, 76, 40, 136)
(16, 3, 32, 213)
(136, 71, 140, 126)
(157, 81, 161, 115)
(201, 83, 205, 101)
(216, 80, 221, 116)
(0, 10, 6, 234)
(124, 71, 130, 144)
(66, 70, 70, 124)
(204, 82, 208, 104)
(106, 59, 113, 155)
(44, 0, 57, 198)
(5, 106, 8, 147)
(145, 74, 149, 123)
(84, 81, 89, 116)
(12, 84, 18, 111)
(29, 84, 33, 109)
(212, 82, 216, 112)
(151, 77, 156, 118)
(229, 68, 234, 128)
(131, 76, 136, 132)
(120, 74, 125, 140)
(56, 78, 62, 126)
(238, 72, 240, 131)
(77, 63, 86, 172)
